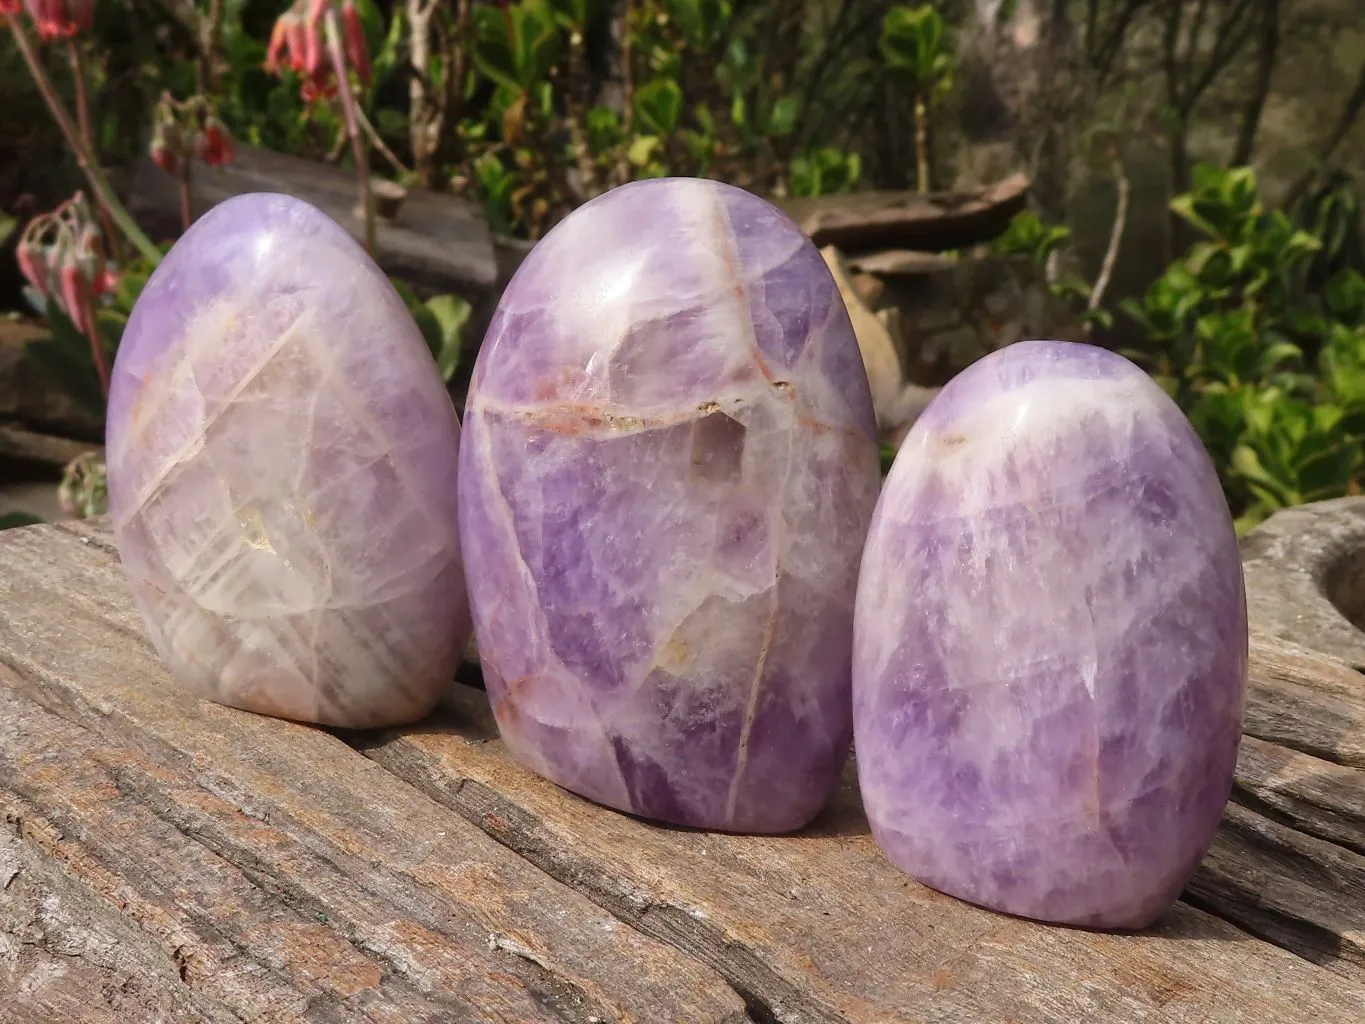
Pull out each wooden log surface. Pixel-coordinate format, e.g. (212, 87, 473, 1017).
(127, 143, 498, 300)
(773, 174, 1031, 253)
(0, 503, 1363, 1022)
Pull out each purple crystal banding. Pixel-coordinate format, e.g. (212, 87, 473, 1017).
(106, 193, 471, 729)
(459, 177, 880, 833)
(853, 339, 1248, 928)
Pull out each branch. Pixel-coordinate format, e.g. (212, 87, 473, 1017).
(1186, 0, 1258, 110)
(354, 102, 412, 178)
(199, 0, 225, 94)
(1091, 0, 1151, 85)
(1089, 152, 1130, 317)
(9, 17, 161, 265)
(1287, 58, 1365, 204)
(1162, 0, 1182, 109)
(408, 0, 436, 181)
(1232, 0, 1279, 166)
(324, 9, 375, 257)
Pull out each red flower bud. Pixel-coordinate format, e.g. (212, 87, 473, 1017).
(300, 76, 338, 105)
(342, 1, 371, 86)
(16, 240, 50, 297)
(284, 13, 308, 72)
(194, 117, 235, 169)
(264, 15, 289, 73)
(302, 16, 325, 78)
(22, 0, 94, 39)
(58, 260, 88, 335)
(153, 136, 180, 177)
(92, 267, 118, 297)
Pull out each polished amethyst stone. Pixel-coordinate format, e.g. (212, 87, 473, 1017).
(459, 177, 880, 832)
(853, 340, 1248, 928)
(107, 193, 471, 729)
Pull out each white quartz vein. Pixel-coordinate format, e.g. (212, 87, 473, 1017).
(723, 412, 798, 824)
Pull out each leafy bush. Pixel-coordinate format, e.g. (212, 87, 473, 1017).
(1123, 166, 1365, 533)
(451, 0, 955, 237)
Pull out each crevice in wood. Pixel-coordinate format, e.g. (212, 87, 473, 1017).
(111, 760, 613, 1021)
(348, 734, 859, 1024)
(1186, 802, 1365, 982)
(1231, 779, 1365, 859)
(6, 517, 1365, 1020)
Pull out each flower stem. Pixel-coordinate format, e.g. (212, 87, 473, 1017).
(325, 9, 376, 258)
(79, 288, 111, 400)
(179, 160, 193, 232)
(11, 18, 161, 266)
(65, 38, 121, 262)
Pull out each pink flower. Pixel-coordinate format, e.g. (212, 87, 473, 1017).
(21, 0, 95, 39)
(194, 117, 236, 168)
(58, 259, 89, 333)
(15, 239, 50, 297)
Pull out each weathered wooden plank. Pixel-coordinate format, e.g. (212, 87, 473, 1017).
(128, 143, 498, 298)
(2, 683, 509, 1023)
(1187, 801, 1365, 981)
(5, 509, 1365, 1021)
(1234, 734, 1365, 856)
(1, 811, 242, 1024)
(0, 422, 101, 468)
(361, 691, 1365, 1024)
(773, 174, 1030, 252)
(1243, 634, 1365, 769)
(1240, 498, 1365, 668)
(0, 523, 751, 1024)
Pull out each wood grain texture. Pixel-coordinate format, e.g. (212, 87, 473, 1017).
(1242, 634, 1365, 768)
(1241, 497, 1365, 668)
(359, 688, 1365, 1023)
(1233, 735, 1364, 856)
(0, 522, 749, 1024)
(1, 498, 1365, 1021)
(773, 174, 1031, 251)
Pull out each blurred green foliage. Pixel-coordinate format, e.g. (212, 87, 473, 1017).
(1121, 165, 1365, 533)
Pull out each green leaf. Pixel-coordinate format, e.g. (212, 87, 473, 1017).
(471, 1, 560, 95)
(730, 93, 747, 131)
(627, 134, 663, 167)
(419, 294, 472, 383)
(767, 95, 798, 137)
(693, 102, 716, 135)
(389, 276, 420, 308)
(634, 78, 684, 136)
(23, 305, 108, 418)
(880, 4, 947, 81)
(548, 0, 597, 30)
(665, 0, 731, 48)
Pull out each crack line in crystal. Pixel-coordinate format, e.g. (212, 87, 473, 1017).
(703, 183, 774, 385)
(119, 301, 311, 520)
(723, 408, 798, 826)
(294, 320, 460, 563)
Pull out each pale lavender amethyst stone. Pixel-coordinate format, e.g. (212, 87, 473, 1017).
(459, 177, 880, 833)
(853, 340, 1248, 928)
(106, 193, 471, 729)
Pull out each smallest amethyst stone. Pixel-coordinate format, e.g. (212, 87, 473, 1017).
(853, 340, 1248, 928)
